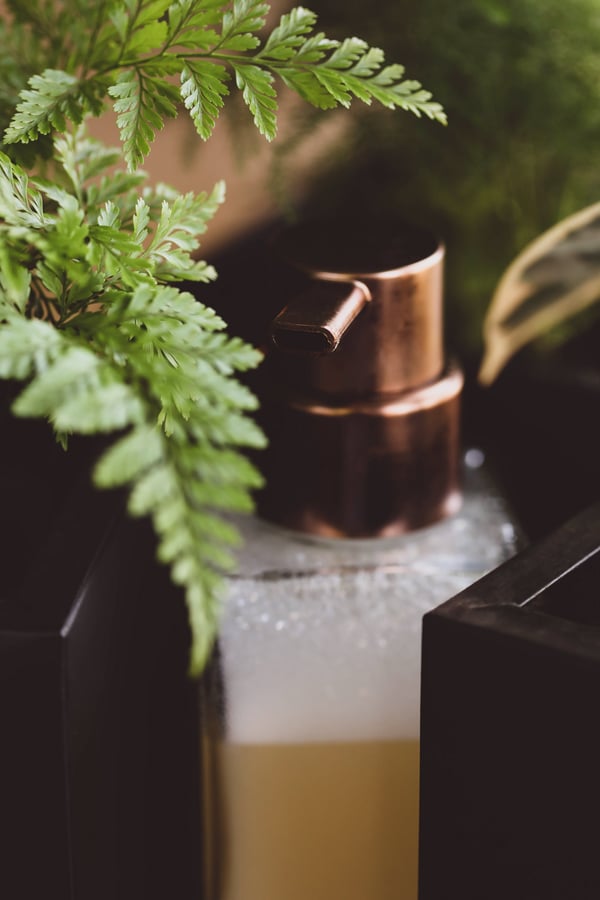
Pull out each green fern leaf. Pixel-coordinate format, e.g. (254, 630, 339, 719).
(4, 69, 91, 144)
(128, 462, 179, 516)
(233, 63, 277, 139)
(97, 199, 121, 229)
(151, 181, 225, 246)
(54, 381, 145, 432)
(278, 40, 447, 123)
(125, 20, 169, 56)
(109, 5, 130, 43)
(312, 68, 353, 107)
(0, 238, 31, 314)
(180, 61, 230, 140)
(35, 260, 65, 298)
(166, 0, 221, 49)
(87, 222, 148, 284)
(0, 275, 265, 673)
(260, 6, 317, 60)
(12, 346, 100, 417)
(157, 509, 240, 561)
(276, 68, 337, 109)
(0, 151, 47, 227)
(220, 0, 269, 51)
(94, 423, 164, 487)
(133, 196, 151, 244)
(145, 182, 225, 279)
(288, 31, 338, 65)
(0, 317, 62, 379)
(186, 576, 221, 674)
(324, 37, 369, 70)
(136, 0, 174, 28)
(109, 68, 179, 170)
(365, 67, 446, 121)
(53, 129, 122, 195)
(86, 169, 148, 211)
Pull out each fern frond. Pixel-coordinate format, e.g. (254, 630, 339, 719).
(86, 170, 148, 214)
(11, 345, 102, 417)
(220, 0, 269, 52)
(53, 127, 123, 196)
(0, 277, 265, 672)
(87, 221, 149, 286)
(3, 69, 103, 145)
(145, 181, 225, 280)
(277, 36, 447, 122)
(260, 6, 317, 61)
(55, 381, 145, 432)
(232, 63, 278, 140)
(166, 0, 222, 50)
(0, 151, 47, 227)
(109, 68, 179, 170)
(93, 422, 164, 486)
(0, 316, 62, 378)
(92, 284, 264, 671)
(180, 61, 230, 140)
(0, 237, 32, 314)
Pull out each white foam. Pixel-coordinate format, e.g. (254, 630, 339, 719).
(217, 459, 519, 744)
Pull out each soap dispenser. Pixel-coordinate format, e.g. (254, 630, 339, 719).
(200, 222, 519, 900)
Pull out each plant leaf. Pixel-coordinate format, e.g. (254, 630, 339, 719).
(220, 0, 269, 51)
(94, 423, 164, 486)
(109, 68, 179, 170)
(166, 0, 222, 49)
(479, 202, 600, 383)
(233, 63, 277, 140)
(0, 150, 47, 227)
(4, 69, 92, 144)
(180, 61, 230, 140)
(54, 381, 145, 432)
(260, 6, 317, 61)
(0, 317, 62, 379)
(145, 181, 225, 280)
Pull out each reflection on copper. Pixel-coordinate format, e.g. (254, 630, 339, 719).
(293, 365, 464, 418)
(272, 281, 370, 354)
(257, 221, 464, 538)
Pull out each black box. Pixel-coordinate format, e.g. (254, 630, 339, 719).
(0, 419, 201, 899)
(420, 500, 600, 900)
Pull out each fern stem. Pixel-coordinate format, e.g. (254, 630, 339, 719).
(82, 0, 111, 79)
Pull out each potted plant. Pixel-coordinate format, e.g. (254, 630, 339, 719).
(0, 0, 445, 672)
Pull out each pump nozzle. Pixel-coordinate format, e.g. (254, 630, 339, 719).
(271, 281, 370, 354)
(257, 220, 463, 537)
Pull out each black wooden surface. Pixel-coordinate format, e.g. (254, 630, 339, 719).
(0, 410, 202, 900)
(420, 502, 600, 900)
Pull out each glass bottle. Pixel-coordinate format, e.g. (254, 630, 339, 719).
(200, 222, 520, 900)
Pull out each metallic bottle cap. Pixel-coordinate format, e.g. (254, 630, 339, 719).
(257, 220, 463, 538)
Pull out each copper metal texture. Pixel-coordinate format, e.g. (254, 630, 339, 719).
(271, 281, 370, 354)
(257, 220, 463, 538)
(272, 220, 444, 398)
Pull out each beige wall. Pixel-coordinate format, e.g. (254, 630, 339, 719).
(90, 96, 346, 255)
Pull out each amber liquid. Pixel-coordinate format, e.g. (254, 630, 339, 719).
(206, 739, 420, 900)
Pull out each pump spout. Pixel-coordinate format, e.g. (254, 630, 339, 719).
(258, 220, 462, 537)
(271, 280, 370, 354)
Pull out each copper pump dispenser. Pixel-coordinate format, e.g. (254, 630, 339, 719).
(257, 221, 464, 538)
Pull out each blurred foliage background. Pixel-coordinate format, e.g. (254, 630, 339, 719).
(275, 0, 600, 361)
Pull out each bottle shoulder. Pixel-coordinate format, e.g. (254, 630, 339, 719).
(216, 451, 522, 743)
(228, 451, 520, 581)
